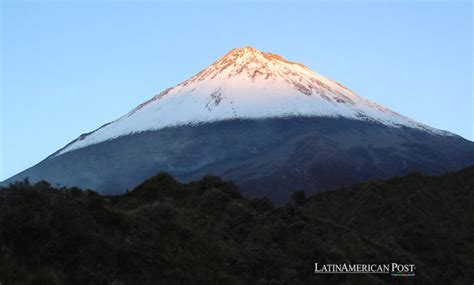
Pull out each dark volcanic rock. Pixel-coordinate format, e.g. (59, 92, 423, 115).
(3, 117, 474, 202)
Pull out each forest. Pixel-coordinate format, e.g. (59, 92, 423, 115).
(0, 166, 473, 284)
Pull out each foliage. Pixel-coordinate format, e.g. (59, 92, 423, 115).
(0, 167, 473, 284)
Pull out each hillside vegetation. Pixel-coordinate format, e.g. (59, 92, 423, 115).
(0, 166, 473, 284)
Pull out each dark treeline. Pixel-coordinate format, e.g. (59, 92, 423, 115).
(0, 166, 473, 284)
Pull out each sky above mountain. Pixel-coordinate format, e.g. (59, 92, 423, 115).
(1, 1, 472, 180)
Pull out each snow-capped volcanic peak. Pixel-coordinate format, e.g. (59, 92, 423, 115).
(57, 46, 445, 156)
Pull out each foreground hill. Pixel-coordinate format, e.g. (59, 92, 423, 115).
(0, 166, 473, 284)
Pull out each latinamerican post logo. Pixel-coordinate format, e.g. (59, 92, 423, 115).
(314, 263, 416, 277)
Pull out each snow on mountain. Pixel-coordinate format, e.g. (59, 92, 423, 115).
(56, 46, 448, 156)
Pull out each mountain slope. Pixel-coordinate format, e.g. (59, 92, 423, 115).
(55, 46, 447, 156)
(5, 117, 474, 202)
(2, 47, 473, 201)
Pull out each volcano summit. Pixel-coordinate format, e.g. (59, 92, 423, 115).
(3, 47, 474, 201)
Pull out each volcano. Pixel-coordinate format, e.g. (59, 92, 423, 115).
(3, 47, 474, 201)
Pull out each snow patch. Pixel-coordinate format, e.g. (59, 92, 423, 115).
(56, 47, 450, 156)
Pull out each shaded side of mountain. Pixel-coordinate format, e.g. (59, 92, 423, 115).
(0, 166, 473, 284)
(3, 118, 474, 203)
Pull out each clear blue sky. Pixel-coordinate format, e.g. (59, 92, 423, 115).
(1, 1, 472, 180)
